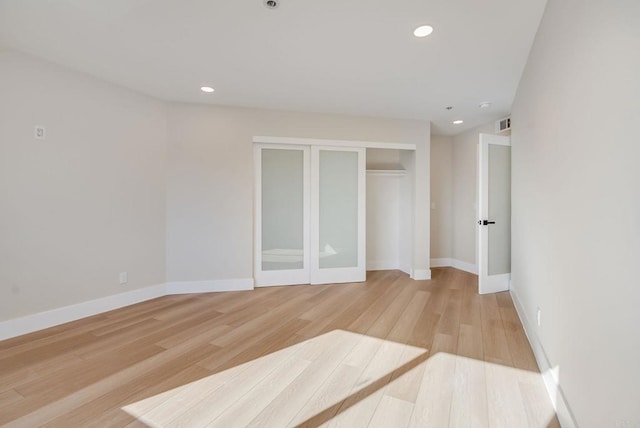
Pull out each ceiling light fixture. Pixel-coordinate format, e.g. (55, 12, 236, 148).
(200, 86, 215, 93)
(413, 25, 434, 38)
(479, 102, 492, 109)
(453, 120, 464, 124)
(264, 0, 279, 9)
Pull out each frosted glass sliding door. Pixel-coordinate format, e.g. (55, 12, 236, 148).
(254, 145, 309, 286)
(255, 143, 365, 286)
(311, 146, 366, 284)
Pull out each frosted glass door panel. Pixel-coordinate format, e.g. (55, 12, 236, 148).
(318, 151, 359, 269)
(488, 145, 511, 275)
(261, 149, 304, 271)
(478, 133, 511, 294)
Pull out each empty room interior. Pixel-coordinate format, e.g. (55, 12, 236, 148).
(0, 0, 638, 427)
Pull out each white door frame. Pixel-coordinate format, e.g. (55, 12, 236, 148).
(310, 146, 367, 284)
(478, 133, 511, 294)
(254, 144, 310, 287)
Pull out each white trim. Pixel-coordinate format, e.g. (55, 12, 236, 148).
(478, 133, 511, 294)
(479, 133, 511, 147)
(430, 258, 452, 268)
(253, 136, 416, 151)
(365, 169, 407, 177)
(430, 258, 479, 275)
(254, 144, 311, 287)
(366, 260, 400, 271)
(451, 259, 478, 275)
(0, 277, 257, 341)
(478, 272, 509, 294)
(255, 269, 311, 287)
(410, 268, 431, 280)
(510, 287, 578, 428)
(0, 284, 166, 341)
(166, 278, 254, 294)
(310, 146, 367, 285)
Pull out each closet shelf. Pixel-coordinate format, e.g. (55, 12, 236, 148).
(366, 169, 407, 177)
(366, 164, 407, 177)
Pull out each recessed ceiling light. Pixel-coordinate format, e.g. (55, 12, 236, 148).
(479, 102, 492, 109)
(413, 25, 434, 38)
(453, 120, 464, 125)
(200, 86, 215, 93)
(264, 0, 279, 9)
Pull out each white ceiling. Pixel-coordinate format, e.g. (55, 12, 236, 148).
(0, 0, 546, 135)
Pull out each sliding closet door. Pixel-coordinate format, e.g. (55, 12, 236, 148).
(255, 145, 309, 286)
(311, 146, 366, 284)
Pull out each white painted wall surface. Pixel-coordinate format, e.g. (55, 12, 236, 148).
(366, 173, 401, 270)
(510, 0, 640, 426)
(166, 104, 430, 283)
(430, 135, 453, 259)
(0, 50, 167, 322)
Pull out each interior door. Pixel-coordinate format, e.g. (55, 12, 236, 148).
(478, 133, 511, 294)
(310, 146, 366, 284)
(255, 144, 310, 286)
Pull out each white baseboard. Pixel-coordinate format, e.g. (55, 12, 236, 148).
(0, 277, 255, 341)
(452, 259, 478, 275)
(366, 260, 399, 271)
(430, 258, 478, 275)
(399, 265, 411, 276)
(0, 284, 166, 341)
(430, 258, 452, 267)
(166, 278, 254, 294)
(367, 263, 427, 280)
(410, 268, 431, 280)
(510, 287, 577, 428)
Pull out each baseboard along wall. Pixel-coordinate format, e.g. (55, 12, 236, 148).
(430, 258, 478, 275)
(0, 278, 254, 341)
(510, 287, 578, 428)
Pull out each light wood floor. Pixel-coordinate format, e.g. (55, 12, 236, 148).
(0, 268, 559, 427)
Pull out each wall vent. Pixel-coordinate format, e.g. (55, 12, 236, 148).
(495, 116, 511, 133)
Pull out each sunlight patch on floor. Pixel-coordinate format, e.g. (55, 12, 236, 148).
(121, 329, 555, 427)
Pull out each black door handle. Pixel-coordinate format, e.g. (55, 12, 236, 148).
(478, 220, 496, 226)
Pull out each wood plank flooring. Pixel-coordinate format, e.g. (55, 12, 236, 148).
(0, 268, 559, 427)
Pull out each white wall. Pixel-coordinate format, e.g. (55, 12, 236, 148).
(510, 0, 640, 426)
(166, 104, 431, 284)
(430, 135, 453, 259)
(0, 50, 431, 328)
(366, 173, 401, 270)
(0, 50, 167, 322)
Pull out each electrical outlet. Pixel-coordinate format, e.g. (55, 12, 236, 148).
(119, 272, 128, 285)
(34, 126, 46, 140)
(536, 307, 541, 327)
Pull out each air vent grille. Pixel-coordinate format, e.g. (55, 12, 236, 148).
(495, 116, 511, 133)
